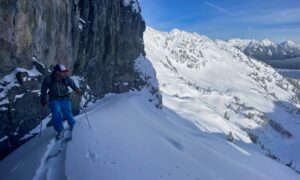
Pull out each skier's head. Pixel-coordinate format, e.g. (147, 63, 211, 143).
(53, 64, 69, 77)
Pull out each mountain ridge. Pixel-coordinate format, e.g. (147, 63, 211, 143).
(227, 38, 300, 61)
(144, 26, 300, 173)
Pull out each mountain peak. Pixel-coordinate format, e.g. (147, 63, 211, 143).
(281, 40, 297, 47)
(228, 38, 300, 60)
(261, 39, 276, 47)
(170, 28, 182, 34)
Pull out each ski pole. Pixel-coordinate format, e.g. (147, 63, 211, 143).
(39, 118, 43, 137)
(80, 99, 91, 129)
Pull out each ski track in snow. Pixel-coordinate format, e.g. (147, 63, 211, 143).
(33, 139, 56, 180)
(26, 95, 124, 180)
(33, 136, 69, 180)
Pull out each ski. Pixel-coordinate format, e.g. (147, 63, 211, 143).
(46, 129, 73, 160)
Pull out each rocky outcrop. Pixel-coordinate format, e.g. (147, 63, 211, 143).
(0, 0, 148, 159)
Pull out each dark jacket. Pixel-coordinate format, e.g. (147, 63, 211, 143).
(40, 74, 78, 102)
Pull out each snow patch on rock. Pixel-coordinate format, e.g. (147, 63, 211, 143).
(123, 0, 140, 13)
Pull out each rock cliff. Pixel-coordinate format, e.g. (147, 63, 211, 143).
(0, 0, 150, 159)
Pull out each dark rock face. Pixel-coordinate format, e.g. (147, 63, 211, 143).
(0, 0, 146, 159)
(72, 0, 146, 97)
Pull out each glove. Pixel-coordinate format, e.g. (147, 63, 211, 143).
(75, 88, 81, 95)
(40, 99, 47, 107)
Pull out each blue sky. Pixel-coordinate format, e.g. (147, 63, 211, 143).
(139, 0, 300, 43)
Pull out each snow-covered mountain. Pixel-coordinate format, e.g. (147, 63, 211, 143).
(1, 27, 300, 180)
(144, 27, 300, 173)
(228, 38, 300, 60)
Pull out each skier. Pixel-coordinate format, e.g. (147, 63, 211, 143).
(40, 64, 80, 139)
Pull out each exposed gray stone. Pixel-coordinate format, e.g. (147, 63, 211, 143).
(0, 0, 146, 159)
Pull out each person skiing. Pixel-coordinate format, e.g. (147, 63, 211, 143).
(40, 64, 80, 139)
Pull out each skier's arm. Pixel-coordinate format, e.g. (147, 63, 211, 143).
(66, 76, 79, 92)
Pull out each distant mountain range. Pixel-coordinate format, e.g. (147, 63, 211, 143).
(228, 39, 300, 61)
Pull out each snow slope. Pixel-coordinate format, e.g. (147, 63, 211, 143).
(144, 27, 300, 172)
(0, 92, 299, 180)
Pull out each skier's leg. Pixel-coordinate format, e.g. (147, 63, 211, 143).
(61, 97, 76, 129)
(49, 100, 64, 132)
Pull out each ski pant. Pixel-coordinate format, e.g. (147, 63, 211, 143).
(49, 97, 76, 133)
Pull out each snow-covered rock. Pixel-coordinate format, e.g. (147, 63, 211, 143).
(123, 0, 141, 13)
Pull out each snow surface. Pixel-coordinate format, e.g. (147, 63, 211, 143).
(0, 92, 299, 180)
(20, 115, 52, 141)
(78, 18, 87, 31)
(32, 57, 46, 69)
(0, 136, 8, 143)
(282, 40, 299, 49)
(261, 39, 277, 47)
(228, 38, 278, 51)
(14, 93, 25, 102)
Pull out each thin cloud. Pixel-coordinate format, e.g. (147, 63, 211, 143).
(239, 8, 300, 25)
(203, 1, 233, 15)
